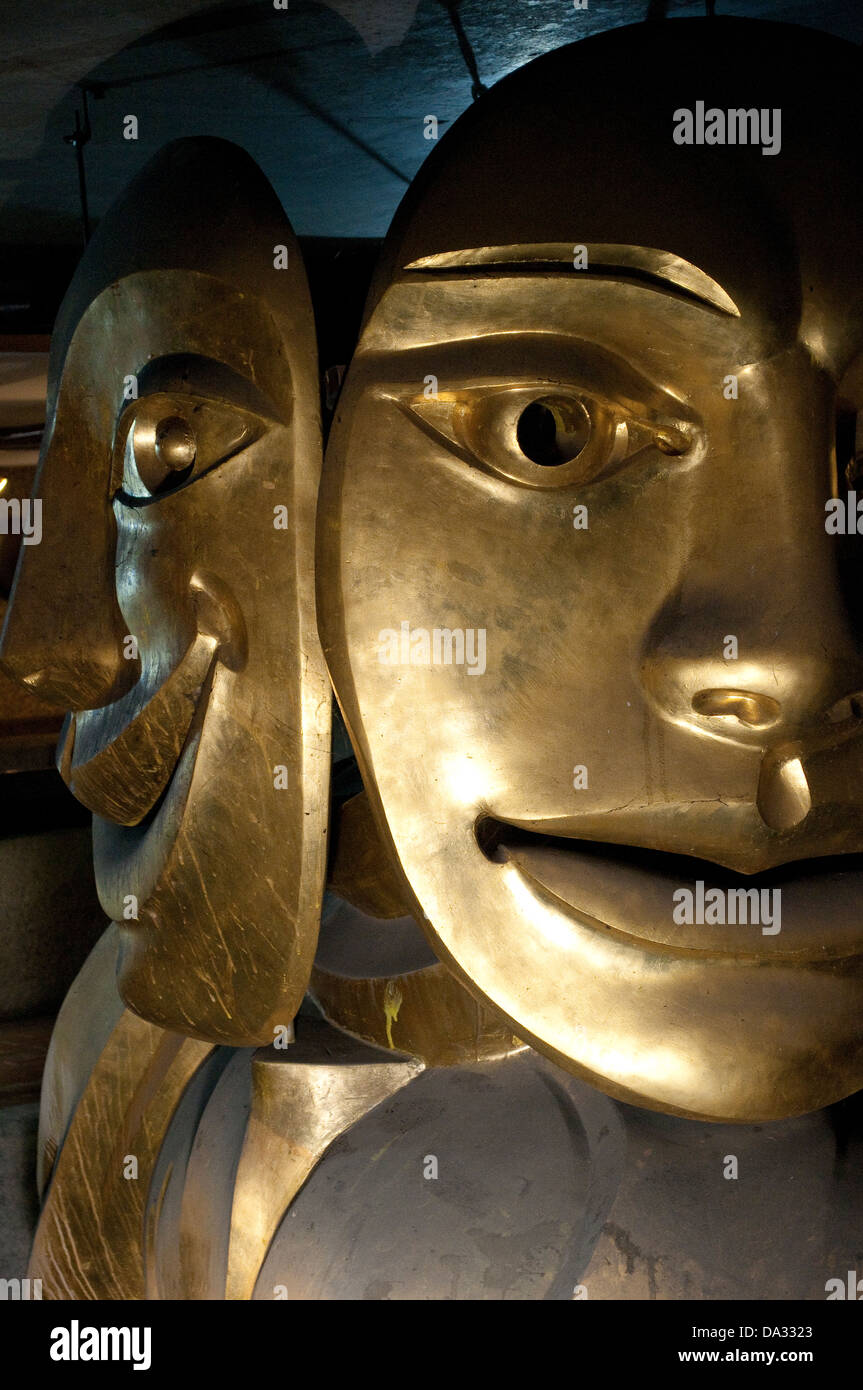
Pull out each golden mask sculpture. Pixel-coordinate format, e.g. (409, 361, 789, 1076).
(3, 19, 862, 1300)
(1, 138, 331, 1046)
(318, 17, 863, 1123)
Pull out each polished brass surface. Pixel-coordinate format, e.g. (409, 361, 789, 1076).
(327, 790, 411, 918)
(28, 1006, 213, 1298)
(0, 139, 330, 1045)
(317, 21, 863, 1121)
(34, 922, 124, 1196)
(28, 920, 863, 1300)
(225, 1022, 422, 1300)
(311, 896, 524, 1065)
(318, 791, 523, 1061)
(318, 788, 525, 1059)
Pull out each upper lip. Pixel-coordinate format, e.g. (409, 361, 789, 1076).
(477, 815, 863, 961)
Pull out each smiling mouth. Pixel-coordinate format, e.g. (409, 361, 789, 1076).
(57, 573, 246, 827)
(476, 816, 863, 961)
(59, 632, 218, 826)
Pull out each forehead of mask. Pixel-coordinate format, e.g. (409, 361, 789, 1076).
(364, 18, 863, 374)
(47, 137, 314, 411)
(28, 140, 329, 1045)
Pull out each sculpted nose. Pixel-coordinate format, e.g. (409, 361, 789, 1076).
(643, 635, 863, 832)
(0, 550, 138, 710)
(641, 354, 863, 750)
(691, 687, 781, 730)
(641, 604, 863, 749)
(0, 436, 139, 710)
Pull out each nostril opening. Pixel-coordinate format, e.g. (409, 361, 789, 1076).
(837, 401, 861, 489)
(692, 688, 781, 728)
(825, 692, 863, 723)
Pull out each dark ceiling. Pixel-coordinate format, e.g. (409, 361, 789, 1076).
(2, 0, 862, 250)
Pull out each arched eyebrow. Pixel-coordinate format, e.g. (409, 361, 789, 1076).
(403, 243, 740, 318)
(135, 353, 287, 423)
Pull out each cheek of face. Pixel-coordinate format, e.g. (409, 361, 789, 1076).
(342, 394, 698, 830)
(103, 430, 325, 1044)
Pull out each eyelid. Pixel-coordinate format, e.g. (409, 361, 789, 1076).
(132, 353, 288, 424)
(365, 332, 692, 423)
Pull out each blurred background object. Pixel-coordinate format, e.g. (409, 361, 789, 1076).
(0, 344, 106, 1109)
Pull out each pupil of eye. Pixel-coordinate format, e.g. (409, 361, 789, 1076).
(154, 416, 197, 471)
(516, 397, 590, 467)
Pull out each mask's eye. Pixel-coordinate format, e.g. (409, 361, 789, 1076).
(113, 393, 267, 502)
(403, 385, 693, 490)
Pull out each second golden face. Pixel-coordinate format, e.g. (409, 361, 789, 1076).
(1, 141, 330, 1044)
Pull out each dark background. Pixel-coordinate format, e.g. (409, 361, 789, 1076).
(2, 0, 862, 344)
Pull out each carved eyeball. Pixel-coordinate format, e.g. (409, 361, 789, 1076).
(463, 388, 627, 489)
(125, 412, 197, 495)
(404, 382, 699, 491)
(154, 416, 197, 472)
(114, 389, 269, 503)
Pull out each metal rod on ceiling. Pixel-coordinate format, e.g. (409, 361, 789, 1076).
(439, 3, 487, 102)
(63, 85, 93, 246)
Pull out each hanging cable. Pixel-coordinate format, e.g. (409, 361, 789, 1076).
(439, 3, 487, 102)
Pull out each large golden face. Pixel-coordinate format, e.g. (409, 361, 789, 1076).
(0, 140, 330, 1044)
(319, 21, 863, 1120)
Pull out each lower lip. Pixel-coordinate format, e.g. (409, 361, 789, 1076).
(90, 700, 209, 922)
